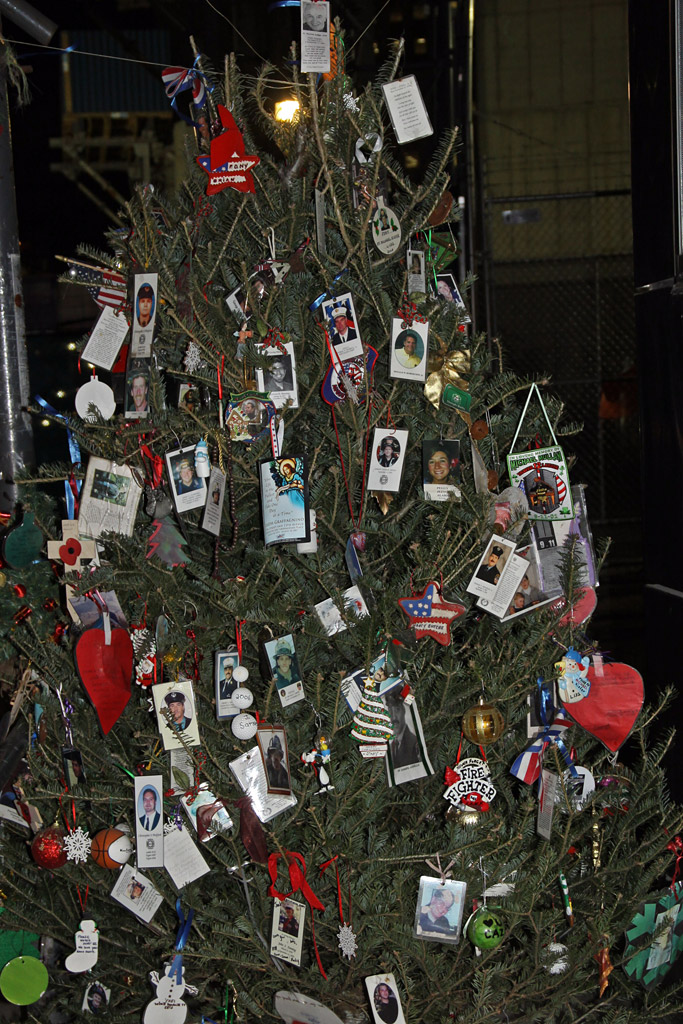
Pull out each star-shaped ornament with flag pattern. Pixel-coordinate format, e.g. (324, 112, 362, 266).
(197, 105, 260, 195)
(397, 582, 465, 646)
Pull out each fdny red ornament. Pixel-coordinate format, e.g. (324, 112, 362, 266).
(31, 826, 68, 869)
(443, 757, 496, 813)
(197, 105, 260, 195)
(398, 582, 465, 645)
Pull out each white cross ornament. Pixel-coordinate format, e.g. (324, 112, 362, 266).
(47, 520, 98, 621)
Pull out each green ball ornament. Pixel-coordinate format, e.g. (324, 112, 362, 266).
(467, 907, 505, 950)
(0, 955, 48, 1004)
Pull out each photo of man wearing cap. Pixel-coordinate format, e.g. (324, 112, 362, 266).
(152, 680, 201, 750)
(136, 282, 155, 328)
(165, 690, 192, 731)
(165, 444, 208, 514)
(321, 292, 363, 362)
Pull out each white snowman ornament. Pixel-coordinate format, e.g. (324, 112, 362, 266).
(64, 919, 99, 973)
(143, 961, 198, 1024)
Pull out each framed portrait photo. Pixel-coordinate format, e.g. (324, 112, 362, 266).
(82, 981, 110, 1015)
(227, 391, 275, 444)
(165, 444, 208, 514)
(215, 649, 241, 719)
(130, 272, 158, 359)
(366, 428, 409, 493)
(500, 544, 554, 622)
(270, 897, 305, 966)
(407, 247, 426, 293)
(257, 725, 292, 796)
(466, 535, 517, 600)
(78, 456, 143, 540)
(422, 438, 461, 501)
(264, 633, 305, 708)
(389, 318, 428, 382)
(365, 973, 406, 1024)
(434, 272, 471, 322)
(256, 341, 299, 409)
(320, 291, 363, 362)
(412, 876, 467, 944)
(124, 356, 151, 419)
(151, 679, 200, 751)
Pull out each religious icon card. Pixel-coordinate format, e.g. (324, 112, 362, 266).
(214, 649, 241, 720)
(263, 633, 305, 708)
(257, 725, 292, 796)
(78, 456, 143, 540)
(165, 444, 208, 514)
(130, 272, 158, 359)
(412, 876, 467, 945)
(320, 292, 364, 362)
(256, 341, 299, 409)
(366, 428, 409, 493)
(259, 454, 310, 546)
(389, 318, 428, 382)
(270, 897, 306, 966)
(151, 679, 200, 751)
(422, 439, 461, 501)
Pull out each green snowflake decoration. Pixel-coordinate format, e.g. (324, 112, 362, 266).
(623, 881, 683, 989)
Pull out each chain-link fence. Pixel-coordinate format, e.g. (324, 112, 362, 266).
(482, 189, 638, 526)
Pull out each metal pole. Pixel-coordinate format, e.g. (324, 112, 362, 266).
(0, 37, 35, 512)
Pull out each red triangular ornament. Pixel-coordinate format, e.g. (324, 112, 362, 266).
(74, 627, 133, 734)
(196, 105, 260, 195)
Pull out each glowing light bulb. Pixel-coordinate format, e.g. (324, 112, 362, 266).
(274, 99, 300, 122)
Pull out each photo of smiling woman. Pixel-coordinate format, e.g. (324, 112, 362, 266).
(422, 439, 461, 501)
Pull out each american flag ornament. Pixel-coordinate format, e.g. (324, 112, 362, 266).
(62, 260, 127, 312)
(397, 582, 465, 646)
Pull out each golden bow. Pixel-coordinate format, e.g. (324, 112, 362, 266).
(424, 348, 471, 411)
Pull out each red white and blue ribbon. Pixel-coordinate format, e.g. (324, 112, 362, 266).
(510, 680, 575, 785)
(161, 59, 207, 126)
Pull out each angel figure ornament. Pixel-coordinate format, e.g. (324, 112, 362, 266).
(143, 961, 198, 1024)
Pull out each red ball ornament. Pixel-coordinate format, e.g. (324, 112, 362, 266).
(31, 826, 67, 869)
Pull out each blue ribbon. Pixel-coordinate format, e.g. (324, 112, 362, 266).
(34, 395, 82, 518)
(268, 0, 300, 8)
(171, 899, 194, 983)
(309, 269, 349, 313)
(537, 676, 579, 780)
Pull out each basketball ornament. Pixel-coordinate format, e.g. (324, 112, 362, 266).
(197, 105, 260, 195)
(91, 826, 133, 869)
(506, 384, 572, 522)
(371, 196, 402, 255)
(398, 582, 465, 646)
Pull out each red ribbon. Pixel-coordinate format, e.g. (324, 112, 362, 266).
(268, 850, 326, 977)
(668, 836, 683, 888)
(140, 443, 163, 489)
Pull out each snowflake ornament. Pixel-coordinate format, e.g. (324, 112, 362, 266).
(338, 923, 358, 959)
(183, 341, 204, 374)
(64, 826, 92, 864)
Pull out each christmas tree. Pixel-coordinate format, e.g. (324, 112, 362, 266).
(1, 24, 682, 1024)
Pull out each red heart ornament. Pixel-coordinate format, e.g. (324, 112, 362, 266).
(562, 661, 643, 752)
(552, 586, 598, 627)
(59, 538, 81, 566)
(74, 626, 133, 734)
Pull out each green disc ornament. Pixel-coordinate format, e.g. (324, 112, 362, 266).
(467, 907, 505, 950)
(623, 882, 683, 989)
(0, 954, 49, 1004)
(2, 509, 43, 569)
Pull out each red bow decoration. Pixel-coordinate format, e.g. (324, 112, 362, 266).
(668, 835, 683, 888)
(268, 850, 326, 977)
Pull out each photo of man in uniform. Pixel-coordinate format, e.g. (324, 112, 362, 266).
(164, 690, 192, 731)
(136, 283, 155, 327)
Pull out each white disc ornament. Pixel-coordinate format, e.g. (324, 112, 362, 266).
(371, 197, 402, 255)
(232, 665, 249, 684)
(65, 920, 99, 974)
(231, 712, 258, 739)
(232, 686, 254, 709)
(75, 377, 116, 421)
